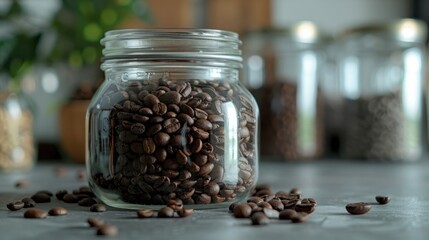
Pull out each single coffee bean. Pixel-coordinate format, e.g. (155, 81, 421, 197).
(247, 196, 263, 204)
(96, 224, 118, 237)
(88, 217, 104, 228)
(78, 198, 97, 207)
(290, 188, 302, 195)
(279, 209, 298, 220)
(142, 138, 156, 154)
(48, 207, 68, 216)
(24, 208, 48, 219)
(159, 91, 182, 105)
(251, 212, 270, 225)
(7, 201, 25, 211)
(158, 207, 175, 218)
(178, 208, 194, 218)
(55, 190, 68, 200)
(345, 202, 372, 215)
(268, 199, 284, 211)
(63, 194, 79, 203)
(21, 198, 36, 208)
(375, 196, 390, 205)
(295, 203, 316, 214)
(35, 190, 53, 197)
(137, 209, 154, 218)
(204, 182, 220, 196)
(90, 204, 107, 212)
(163, 118, 181, 133)
(233, 204, 252, 218)
(31, 193, 51, 203)
(263, 208, 280, 219)
(291, 213, 309, 223)
(167, 199, 183, 212)
(154, 132, 170, 146)
(229, 202, 239, 212)
(257, 202, 272, 209)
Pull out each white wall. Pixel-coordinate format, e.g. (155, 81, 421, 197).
(272, 0, 411, 35)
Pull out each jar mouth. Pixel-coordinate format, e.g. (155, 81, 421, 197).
(101, 29, 242, 64)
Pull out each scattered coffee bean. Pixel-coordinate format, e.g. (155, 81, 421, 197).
(291, 213, 309, 223)
(229, 202, 239, 212)
(178, 208, 194, 218)
(88, 217, 105, 228)
(290, 188, 302, 195)
(137, 209, 154, 218)
(21, 198, 36, 208)
(15, 180, 28, 188)
(24, 208, 48, 219)
(233, 204, 252, 218)
(279, 209, 298, 220)
(78, 198, 97, 207)
(55, 190, 68, 200)
(262, 208, 279, 219)
(35, 190, 53, 197)
(31, 193, 51, 203)
(7, 201, 24, 211)
(158, 207, 175, 218)
(345, 202, 372, 215)
(63, 194, 79, 203)
(251, 212, 270, 225)
(375, 196, 390, 205)
(96, 224, 118, 237)
(48, 207, 68, 216)
(90, 204, 107, 212)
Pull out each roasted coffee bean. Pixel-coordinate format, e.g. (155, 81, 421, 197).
(195, 193, 212, 204)
(142, 138, 156, 154)
(290, 188, 302, 195)
(279, 209, 298, 220)
(345, 202, 372, 215)
(233, 204, 252, 218)
(137, 209, 154, 218)
(194, 119, 212, 131)
(268, 199, 284, 211)
(48, 207, 68, 216)
(204, 182, 220, 196)
(158, 207, 175, 218)
(229, 202, 239, 212)
(163, 118, 181, 134)
(63, 194, 79, 203)
(247, 196, 263, 205)
(291, 213, 309, 223)
(78, 198, 97, 207)
(35, 190, 53, 197)
(31, 193, 51, 203)
(21, 198, 36, 208)
(375, 196, 390, 205)
(167, 199, 183, 212)
(24, 208, 47, 218)
(178, 208, 194, 218)
(263, 208, 279, 219)
(130, 123, 146, 135)
(257, 202, 272, 209)
(251, 212, 270, 225)
(295, 203, 315, 214)
(7, 201, 24, 211)
(159, 91, 182, 105)
(154, 132, 170, 146)
(88, 217, 104, 228)
(96, 224, 118, 237)
(191, 127, 209, 140)
(55, 190, 68, 200)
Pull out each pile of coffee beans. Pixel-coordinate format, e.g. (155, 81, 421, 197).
(0, 107, 34, 171)
(92, 78, 257, 205)
(342, 91, 418, 160)
(267, 81, 324, 160)
(230, 184, 317, 225)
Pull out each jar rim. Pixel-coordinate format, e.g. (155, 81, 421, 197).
(100, 28, 242, 65)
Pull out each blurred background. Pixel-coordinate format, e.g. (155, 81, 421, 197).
(0, 0, 428, 169)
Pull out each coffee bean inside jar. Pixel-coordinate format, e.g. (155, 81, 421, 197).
(87, 29, 259, 209)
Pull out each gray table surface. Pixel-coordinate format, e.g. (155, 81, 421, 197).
(1, 160, 429, 240)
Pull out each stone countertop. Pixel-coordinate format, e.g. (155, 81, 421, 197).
(1, 160, 429, 240)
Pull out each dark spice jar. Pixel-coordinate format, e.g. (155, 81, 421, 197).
(337, 19, 427, 161)
(242, 22, 326, 160)
(86, 29, 259, 209)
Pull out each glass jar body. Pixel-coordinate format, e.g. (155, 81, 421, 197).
(87, 65, 259, 209)
(337, 32, 426, 161)
(0, 90, 35, 171)
(242, 30, 325, 160)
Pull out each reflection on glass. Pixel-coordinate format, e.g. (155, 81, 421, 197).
(222, 101, 238, 185)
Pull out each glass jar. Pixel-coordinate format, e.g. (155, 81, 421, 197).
(0, 89, 35, 171)
(86, 29, 259, 209)
(337, 19, 427, 161)
(242, 22, 326, 160)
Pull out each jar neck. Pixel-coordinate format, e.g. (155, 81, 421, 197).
(104, 63, 239, 83)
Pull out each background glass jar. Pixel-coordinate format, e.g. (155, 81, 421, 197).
(336, 19, 427, 161)
(0, 85, 35, 172)
(242, 22, 326, 160)
(87, 29, 259, 209)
